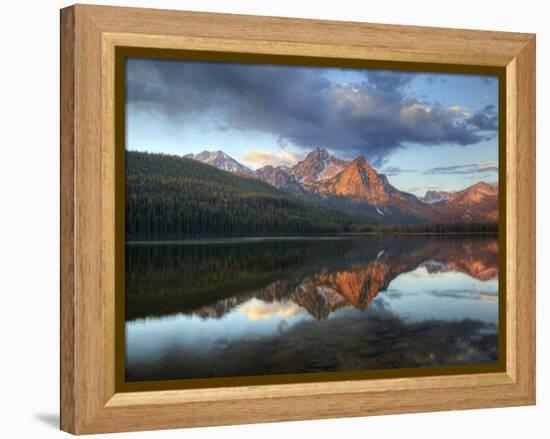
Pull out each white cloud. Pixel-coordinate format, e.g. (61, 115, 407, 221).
(478, 160, 498, 171)
(240, 148, 304, 169)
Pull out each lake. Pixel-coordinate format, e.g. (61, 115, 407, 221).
(125, 235, 499, 382)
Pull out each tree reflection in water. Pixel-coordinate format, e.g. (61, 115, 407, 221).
(125, 235, 499, 381)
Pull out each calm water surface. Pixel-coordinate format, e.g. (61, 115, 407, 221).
(125, 236, 499, 381)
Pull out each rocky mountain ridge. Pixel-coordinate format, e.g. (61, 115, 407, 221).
(185, 147, 498, 224)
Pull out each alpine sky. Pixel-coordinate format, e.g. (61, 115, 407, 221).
(126, 58, 498, 196)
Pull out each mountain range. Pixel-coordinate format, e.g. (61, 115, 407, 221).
(189, 147, 499, 224)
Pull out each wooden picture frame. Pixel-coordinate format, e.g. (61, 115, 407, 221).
(60, 4, 536, 434)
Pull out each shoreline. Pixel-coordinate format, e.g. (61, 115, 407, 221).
(126, 232, 499, 246)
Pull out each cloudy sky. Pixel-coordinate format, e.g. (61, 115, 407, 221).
(126, 58, 499, 196)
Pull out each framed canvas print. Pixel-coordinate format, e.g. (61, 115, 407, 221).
(60, 4, 536, 435)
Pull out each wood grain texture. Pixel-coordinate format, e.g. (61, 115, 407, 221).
(75, 8, 104, 428)
(505, 57, 518, 382)
(511, 37, 536, 398)
(60, 4, 536, 434)
(60, 6, 75, 433)
(82, 4, 531, 66)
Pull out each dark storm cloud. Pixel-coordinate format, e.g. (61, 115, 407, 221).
(127, 58, 498, 164)
(466, 105, 498, 131)
(360, 70, 415, 91)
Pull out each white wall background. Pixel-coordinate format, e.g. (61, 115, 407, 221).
(0, 0, 546, 437)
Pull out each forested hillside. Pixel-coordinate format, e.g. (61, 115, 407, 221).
(125, 151, 363, 239)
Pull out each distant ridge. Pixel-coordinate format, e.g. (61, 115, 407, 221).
(423, 190, 453, 204)
(434, 182, 498, 222)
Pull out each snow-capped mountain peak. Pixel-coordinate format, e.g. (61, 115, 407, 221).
(189, 150, 253, 176)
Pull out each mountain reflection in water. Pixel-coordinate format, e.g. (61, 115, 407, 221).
(125, 236, 499, 382)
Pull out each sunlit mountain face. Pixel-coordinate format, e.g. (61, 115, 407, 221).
(178, 148, 499, 225)
(125, 236, 499, 381)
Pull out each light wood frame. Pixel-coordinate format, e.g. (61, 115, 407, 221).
(60, 4, 536, 434)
